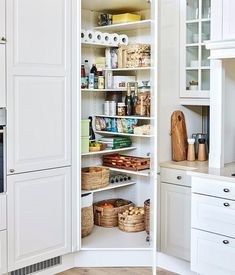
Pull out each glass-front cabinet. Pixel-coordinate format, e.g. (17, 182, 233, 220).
(180, 0, 211, 104)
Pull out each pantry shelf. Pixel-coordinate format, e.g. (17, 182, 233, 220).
(81, 88, 127, 92)
(82, 42, 118, 48)
(81, 146, 137, 156)
(104, 67, 152, 72)
(95, 115, 154, 120)
(95, 131, 153, 138)
(81, 181, 136, 195)
(105, 167, 151, 177)
(81, 226, 151, 250)
(93, 19, 151, 32)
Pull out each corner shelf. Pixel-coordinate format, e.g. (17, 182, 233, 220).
(81, 181, 136, 195)
(95, 115, 153, 120)
(105, 167, 151, 177)
(81, 146, 137, 156)
(95, 130, 152, 138)
(81, 88, 126, 92)
(104, 67, 151, 72)
(93, 20, 151, 32)
(82, 42, 118, 48)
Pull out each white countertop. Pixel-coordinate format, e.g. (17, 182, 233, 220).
(160, 161, 235, 182)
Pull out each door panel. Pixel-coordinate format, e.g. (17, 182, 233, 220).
(0, 0, 5, 40)
(6, 0, 71, 174)
(7, 167, 71, 271)
(223, 0, 235, 40)
(0, 231, 7, 274)
(0, 46, 6, 107)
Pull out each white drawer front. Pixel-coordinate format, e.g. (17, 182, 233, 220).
(0, 230, 7, 275)
(0, 195, 6, 230)
(192, 176, 235, 200)
(161, 168, 190, 187)
(191, 229, 235, 275)
(192, 194, 235, 238)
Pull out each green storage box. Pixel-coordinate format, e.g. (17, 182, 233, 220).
(81, 136, 89, 154)
(81, 119, 90, 137)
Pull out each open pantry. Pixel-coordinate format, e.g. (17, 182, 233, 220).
(79, 0, 157, 261)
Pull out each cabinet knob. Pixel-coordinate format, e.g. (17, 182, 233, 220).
(223, 240, 229, 245)
(223, 188, 230, 193)
(224, 202, 230, 207)
(9, 169, 15, 173)
(0, 37, 6, 42)
(177, 176, 182, 180)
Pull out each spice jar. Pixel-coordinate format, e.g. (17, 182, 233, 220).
(136, 81, 151, 116)
(117, 103, 126, 116)
(187, 138, 196, 161)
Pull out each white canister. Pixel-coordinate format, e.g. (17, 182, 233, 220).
(109, 101, 116, 116)
(104, 101, 110, 115)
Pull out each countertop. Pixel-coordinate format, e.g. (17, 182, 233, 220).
(160, 160, 235, 182)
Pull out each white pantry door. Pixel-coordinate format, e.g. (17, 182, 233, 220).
(7, 167, 72, 271)
(6, 0, 72, 175)
(0, 0, 6, 107)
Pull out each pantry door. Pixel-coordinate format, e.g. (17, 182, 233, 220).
(6, 0, 72, 175)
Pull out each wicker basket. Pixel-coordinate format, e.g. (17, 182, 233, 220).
(144, 199, 150, 234)
(94, 199, 133, 228)
(81, 193, 94, 238)
(118, 212, 145, 232)
(82, 166, 110, 190)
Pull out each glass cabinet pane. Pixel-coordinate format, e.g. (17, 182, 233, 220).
(201, 69, 210, 90)
(187, 0, 199, 20)
(187, 22, 199, 44)
(202, 0, 211, 19)
(201, 46, 210, 67)
(201, 21, 210, 42)
(186, 46, 199, 67)
(186, 70, 198, 91)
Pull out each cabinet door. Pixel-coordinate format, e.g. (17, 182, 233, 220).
(0, 231, 7, 274)
(0, 0, 5, 40)
(6, 0, 72, 175)
(223, 0, 235, 40)
(160, 182, 191, 261)
(0, 46, 6, 107)
(7, 167, 71, 271)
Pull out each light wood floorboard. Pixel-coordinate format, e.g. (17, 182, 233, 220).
(58, 267, 177, 275)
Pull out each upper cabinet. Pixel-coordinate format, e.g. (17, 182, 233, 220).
(180, 0, 211, 105)
(6, 0, 72, 175)
(222, 0, 235, 40)
(0, 0, 5, 41)
(0, 0, 6, 108)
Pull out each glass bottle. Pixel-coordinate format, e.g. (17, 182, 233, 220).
(89, 116, 95, 141)
(125, 83, 132, 116)
(89, 64, 97, 89)
(130, 82, 138, 115)
(81, 64, 87, 89)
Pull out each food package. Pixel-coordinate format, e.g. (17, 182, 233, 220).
(112, 13, 141, 24)
(126, 44, 151, 68)
(171, 110, 188, 161)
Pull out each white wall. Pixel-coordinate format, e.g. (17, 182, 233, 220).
(158, 0, 203, 163)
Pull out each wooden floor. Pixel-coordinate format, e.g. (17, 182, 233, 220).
(58, 267, 177, 275)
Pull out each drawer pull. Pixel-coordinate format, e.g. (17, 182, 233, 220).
(223, 240, 229, 245)
(177, 176, 182, 180)
(223, 188, 230, 193)
(224, 202, 230, 207)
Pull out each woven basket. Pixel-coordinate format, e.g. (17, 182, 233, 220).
(144, 199, 150, 234)
(118, 212, 145, 232)
(81, 193, 94, 238)
(82, 167, 110, 190)
(94, 199, 133, 228)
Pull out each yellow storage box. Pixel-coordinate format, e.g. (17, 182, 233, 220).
(112, 13, 141, 24)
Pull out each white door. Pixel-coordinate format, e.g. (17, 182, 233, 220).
(0, 231, 7, 274)
(7, 167, 72, 271)
(6, 0, 72, 175)
(0, 0, 5, 41)
(0, 46, 6, 108)
(223, 0, 235, 40)
(160, 182, 191, 261)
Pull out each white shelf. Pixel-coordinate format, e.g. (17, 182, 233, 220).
(82, 42, 118, 48)
(81, 226, 150, 250)
(186, 19, 210, 24)
(81, 146, 137, 156)
(186, 66, 210, 70)
(95, 115, 153, 120)
(105, 167, 150, 177)
(95, 131, 152, 138)
(81, 88, 126, 92)
(186, 43, 199, 47)
(94, 20, 151, 32)
(81, 181, 136, 195)
(180, 98, 210, 106)
(205, 39, 235, 59)
(104, 67, 152, 72)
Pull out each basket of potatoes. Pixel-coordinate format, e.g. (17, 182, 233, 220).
(118, 206, 145, 232)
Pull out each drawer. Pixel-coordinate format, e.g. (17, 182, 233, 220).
(191, 229, 235, 275)
(192, 176, 235, 200)
(0, 195, 6, 230)
(192, 194, 235, 238)
(0, 230, 7, 274)
(161, 168, 190, 187)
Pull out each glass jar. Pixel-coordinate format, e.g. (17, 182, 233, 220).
(135, 81, 151, 116)
(117, 103, 126, 116)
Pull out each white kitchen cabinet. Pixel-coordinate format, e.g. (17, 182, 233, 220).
(0, 0, 5, 41)
(0, 46, 6, 107)
(223, 0, 235, 40)
(0, 195, 6, 231)
(7, 167, 72, 271)
(6, 0, 72, 175)
(160, 181, 191, 261)
(0, 231, 7, 274)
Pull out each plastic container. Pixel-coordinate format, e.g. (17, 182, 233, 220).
(81, 119, 90, 137)
(81, 136, 89, 154)
(112, 13, 141, 24)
